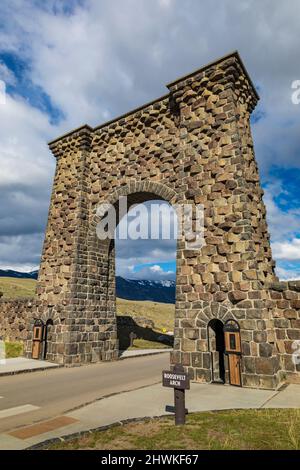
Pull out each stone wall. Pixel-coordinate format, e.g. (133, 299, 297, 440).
(0, 299, 35, 342)
(269, 281, 300, 383)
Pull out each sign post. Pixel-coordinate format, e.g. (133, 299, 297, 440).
(162, 363, 190, 425)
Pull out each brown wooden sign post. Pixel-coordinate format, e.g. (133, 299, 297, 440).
(162, 363, 190, 425)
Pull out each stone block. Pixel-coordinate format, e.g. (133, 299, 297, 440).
(243, 356, 256, 374)
(259, 375, 277, 390)
(195, 368, 211, 383)
(259, 342, 273, 357)
(182, 338, 196, 352)
(242, 374, 260, 388)
(287, 329, 300, 340)
(185, 328, 199, 340)
(191, 352, 203, 367)
(255, 357, 277, 375)
(228, 290, 247, 304)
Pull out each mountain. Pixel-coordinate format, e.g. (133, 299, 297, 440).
(116, 276, 175, 304)
(0, 270, 176, 304)
(0, 269, 38, 280)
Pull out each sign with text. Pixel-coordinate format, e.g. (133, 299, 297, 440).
(162, 369, 190, 390)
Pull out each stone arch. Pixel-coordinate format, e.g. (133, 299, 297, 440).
(91, 180, 179, 230)
(85, 179, 180, 362)
(38, 307, 61, 325)
(107, 180, 179, 206)
(196, 303, 238, 327)
(28, 306, 60, 333)
(30, 52, 285, 389)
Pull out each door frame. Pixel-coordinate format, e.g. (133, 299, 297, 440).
(32, 319, 45, 360)
(223, 319, 242, 387)
(43, 319, 54, 360)
(207, 319, 226, 384)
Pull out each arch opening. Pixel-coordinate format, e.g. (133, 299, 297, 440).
(43, 319, 54, 360)
(107, 192, 178, 356)
(208, 319, 226, 384)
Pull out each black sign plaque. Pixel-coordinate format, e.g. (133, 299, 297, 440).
(162, 370, 190, 390)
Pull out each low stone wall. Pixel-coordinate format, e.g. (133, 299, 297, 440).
(0, 298, 36, 342)
(269, 281, 300, 383)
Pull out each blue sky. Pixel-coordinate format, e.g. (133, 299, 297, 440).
(0, 0, 299, 280)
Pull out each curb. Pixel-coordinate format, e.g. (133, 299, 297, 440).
(119, 350, 172, 360)
(0, 351, 170, 376)
(0, 364, 63, 377)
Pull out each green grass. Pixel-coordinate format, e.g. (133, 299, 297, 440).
(116, 298, 174, 332)
(5, 341, 23, 358)
(0, 277, 36, 299)
(47, 409, 300, 450)
(129, 339, 171, 350)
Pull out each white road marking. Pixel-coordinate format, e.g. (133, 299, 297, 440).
(0, 405, 40, 420)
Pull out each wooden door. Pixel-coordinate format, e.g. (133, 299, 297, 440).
(31, 324, 43, 360)
(32, 340, 40, 359)
(224, 320, 242, 387)
(228, 353, 241, 386)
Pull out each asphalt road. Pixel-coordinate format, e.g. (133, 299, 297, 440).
(0, 353, 170, 433)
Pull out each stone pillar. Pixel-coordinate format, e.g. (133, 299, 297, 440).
(168, 52, 280, 389)
(27, 125, 117, 364)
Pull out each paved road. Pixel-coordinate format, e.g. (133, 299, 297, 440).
(0, 353, 170, 433)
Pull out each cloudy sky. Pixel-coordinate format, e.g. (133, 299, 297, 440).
(0, 0, 299, 281)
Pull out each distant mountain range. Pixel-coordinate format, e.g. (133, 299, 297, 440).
(0, 270, 176, 304)
(115, 276, 175, 304)
(0, 269, 39, 280)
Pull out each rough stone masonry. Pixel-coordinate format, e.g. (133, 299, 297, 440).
(1, 51, 299, 389)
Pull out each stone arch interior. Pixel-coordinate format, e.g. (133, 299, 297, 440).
(43, 319, 54, 360)
(208, 319, 226, 384)
(108, 191, 177, 355)
(113, 191, 165, 227)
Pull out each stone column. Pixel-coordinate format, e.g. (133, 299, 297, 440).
(28, 125, 117, 364)
(168, 52, 280, 389)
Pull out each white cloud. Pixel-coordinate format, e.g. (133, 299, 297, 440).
(275, 266, 300, 281)
(122, 263, 175, 281)
(0, 62, 16, 86)
(0, 0, 300, 276)
(263, 178, 300, 280)
(150, 265, 163, 273)
(158, 0, 173, 8)
(264, 180, 300, 243)
(272, 238, 300, 261)
(0, 233, 43, 270)
(0, 79, 60, 266)
(149, 264, 174, 275)
(0, 94, 55, 186)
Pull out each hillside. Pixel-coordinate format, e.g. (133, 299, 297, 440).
(0, 277, 37, 298)
(116, 297, 174, 331)
(0, 276, 175, 351)
(0, 272, 176, 304)
(0, 277, 175, 331)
